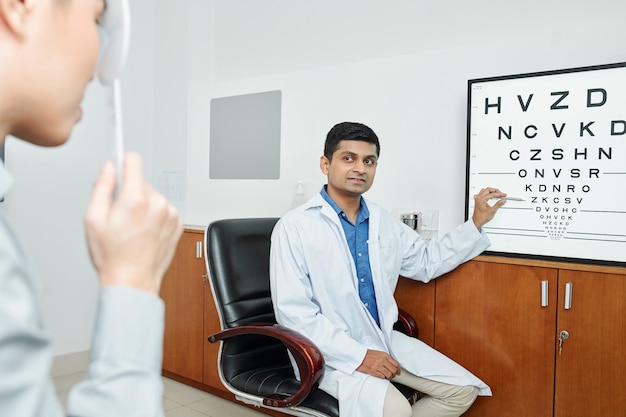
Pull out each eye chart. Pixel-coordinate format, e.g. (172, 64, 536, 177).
(466, 62, 626, 266)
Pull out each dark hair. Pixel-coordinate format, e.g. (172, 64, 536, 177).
(323, 122, 380, 161)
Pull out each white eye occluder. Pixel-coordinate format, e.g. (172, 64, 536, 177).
(97, 0, 131, 86)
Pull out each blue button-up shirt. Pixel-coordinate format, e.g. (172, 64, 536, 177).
(320, 186, 380, 326)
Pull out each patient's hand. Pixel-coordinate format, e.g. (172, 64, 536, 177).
(84, 153, 183, 295)
(357, 350, 401, 380)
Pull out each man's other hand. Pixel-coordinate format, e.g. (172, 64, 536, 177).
(357, 350, 401, 380)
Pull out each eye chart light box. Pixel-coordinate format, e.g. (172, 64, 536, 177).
(466, 62, 626, 266)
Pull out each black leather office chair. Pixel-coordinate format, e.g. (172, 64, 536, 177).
(205, 218, 419, 416)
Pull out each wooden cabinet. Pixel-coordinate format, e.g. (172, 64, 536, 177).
(397, 257, 626, 417)
(435, 261, 558, 417)
(553, 270, 626, 417)
(160, 228, 231, 398)
(160, 229, 208, 386)
(394, 278, 436, 347)
(163, 231, 626, 416)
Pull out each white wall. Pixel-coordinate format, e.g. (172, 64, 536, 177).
(4, 0, 625, 355)
(182, 0, 626, 236)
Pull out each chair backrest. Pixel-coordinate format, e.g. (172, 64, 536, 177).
(205, 218, 279, 328)
(205, 218, 288, 381)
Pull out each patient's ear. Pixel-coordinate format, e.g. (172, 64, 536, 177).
(0, 0, 35, 39)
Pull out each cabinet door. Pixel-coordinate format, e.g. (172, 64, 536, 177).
(554, 270, 626, 417)
(160, 230, 206, 383)
(395, 277, 436, 347)
(435, 261, 557, 417)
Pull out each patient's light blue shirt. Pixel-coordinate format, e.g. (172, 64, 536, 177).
(320, 186, 380, 326)
(0, 160, 166, 417)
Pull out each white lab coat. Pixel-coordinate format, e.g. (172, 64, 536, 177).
(270, 194, 492, 417)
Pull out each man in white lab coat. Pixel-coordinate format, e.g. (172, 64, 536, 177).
(270, 122, 506, 417)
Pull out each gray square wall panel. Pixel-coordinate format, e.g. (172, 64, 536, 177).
(209, 90, 281, 179)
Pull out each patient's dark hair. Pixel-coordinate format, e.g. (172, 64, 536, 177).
(323, 122, 380, 161)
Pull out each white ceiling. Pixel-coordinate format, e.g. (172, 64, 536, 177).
(211, 0, 622, 81)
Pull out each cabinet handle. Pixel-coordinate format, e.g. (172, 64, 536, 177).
(541, 280, 549, 307)
(196, 241, 203, 259)
(564, 282, 572, 310)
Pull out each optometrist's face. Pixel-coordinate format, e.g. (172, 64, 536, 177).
(320, 140, 378, 200)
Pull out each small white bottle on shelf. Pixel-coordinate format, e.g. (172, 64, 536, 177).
(292, 180, 307, 208)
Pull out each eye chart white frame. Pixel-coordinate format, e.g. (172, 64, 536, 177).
(466, 62, 626, 266)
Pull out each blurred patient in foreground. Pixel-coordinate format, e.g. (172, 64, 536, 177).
(0, 0, 182, 416)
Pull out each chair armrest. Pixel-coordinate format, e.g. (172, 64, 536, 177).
(394, 308, 419, 338)
(208, 324, 325, 408)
